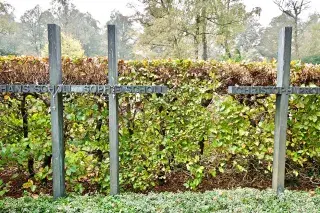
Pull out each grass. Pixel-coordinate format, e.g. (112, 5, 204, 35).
(1, 188, 320, 212)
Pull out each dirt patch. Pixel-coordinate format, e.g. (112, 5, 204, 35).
(1, 168, 319, 198)
(151, 171, 319, 193)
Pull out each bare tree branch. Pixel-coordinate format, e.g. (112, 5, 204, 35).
(273, 0, 311, 18)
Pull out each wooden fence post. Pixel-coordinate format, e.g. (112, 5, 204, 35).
(108, 25, 120, 195)
(272, 27, 292, 194)
(48, 24, 65, 199)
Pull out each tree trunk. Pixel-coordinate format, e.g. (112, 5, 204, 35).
(201, 3, 208, 60)
(198, 137, 205, 155)
(294, 17, 299, 58)
(224, 39, 232, 59)
(20, 94, 35, 178)
(95, 101, 104, 162)
(195, 15, 200, 59)
(173, 36, 181, 58)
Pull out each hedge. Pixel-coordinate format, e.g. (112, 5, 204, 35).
(1, 56, 320, 87)
(1, 189, 320, 212)
(1, 57, 320, 195)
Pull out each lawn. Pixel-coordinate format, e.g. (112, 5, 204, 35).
(1, 188, 320, 212)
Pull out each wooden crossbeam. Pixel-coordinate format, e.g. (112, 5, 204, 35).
(0, 85, 167, 94)
(228, 86, 320, 94)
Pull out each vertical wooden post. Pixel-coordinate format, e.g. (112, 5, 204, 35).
(108, 25, 119, 195)
(272, 27, 292, 195)
(48, 24, 65, 199)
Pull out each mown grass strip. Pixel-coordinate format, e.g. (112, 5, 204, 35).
(1, 188, 320, 213)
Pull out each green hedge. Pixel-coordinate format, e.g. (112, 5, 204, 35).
(302, 55, 320, 65)
(1, 189, 320, 212)
(1, 57, 320, 195)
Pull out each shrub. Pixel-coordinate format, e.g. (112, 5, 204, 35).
(1, 57, 320, 194)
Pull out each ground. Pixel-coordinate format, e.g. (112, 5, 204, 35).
(1, 167, 318, 198)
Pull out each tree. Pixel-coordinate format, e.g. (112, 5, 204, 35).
(133, 0, 193, 59)
(0, 1, 16, 35)
(258, 13, 294, 59)
(273, 0, 311, 58)
(20, 5, 55, 56)
(77, 12, 106, 56)
(235, 15, 263, 61)
(132, 0, 215, 59)
(50, 0, 105, 56)
(107, 10, 136, 60)
(50, 0, 75, 29)
(300, 13, 320, 60)
(206, 0, 260, 59)
(42, 33, 85, 57)
(187, 0, 210, 60)
(0, 2, 21, 55)
(132, 0, 261, 60)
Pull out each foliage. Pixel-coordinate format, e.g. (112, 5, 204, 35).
(50, 0, 106, 56)
(273, 0, 311, 58)
(0, 1, 16, 35)
(258, 13, 295, 59)
(1, 189, 320, 212)
(1, 57, 320, 194)
(236, 15, 262, 61)
(1, 0, 320, 61)
(302, 55, 320, 64)
(107, 10, 136, 60)
(41, 33, 85, 58)
(0, 179, 10, 197)
(20, 5, 55, 56)
(133, 0, 259, 60)
(0, 1, 19, 56)
(300, 14, 320, 60)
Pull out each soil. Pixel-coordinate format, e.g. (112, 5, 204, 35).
(151, 171, 318, 193)
(1, 167, 319, 198)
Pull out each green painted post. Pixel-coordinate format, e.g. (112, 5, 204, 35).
(108, 25, 120, 195)
(48, 24, 65, 199)
(272, 27, 292, 195)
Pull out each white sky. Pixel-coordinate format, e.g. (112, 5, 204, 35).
(6, 0, 320, 26)
(243, 0, 320, 26)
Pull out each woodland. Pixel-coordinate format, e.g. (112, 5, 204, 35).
(1, 0, 320, 63)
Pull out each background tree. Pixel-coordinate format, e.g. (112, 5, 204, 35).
(68, 12, 104, 56)
(300, 13, 320, 63)
(42, 33, 85, 57)
(107, 10, 135, 60)
(133, 0, 193, 58)
(20, 5, 55, 56)
(182, 0, 213, 60)
(50, 0, 74, 29)
(258, 13, 294, 59)
(235, 15, 262, 61)
(206, 0, 261, 59)
(1, 0, 320, 61)
(0, 1, 16, 35)
(0, 1, 20, 55)
(273, 0, 311, 58)
(50, 0, 104, 56)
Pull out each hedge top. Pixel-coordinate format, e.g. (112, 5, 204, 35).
(1, 57, 320, 91)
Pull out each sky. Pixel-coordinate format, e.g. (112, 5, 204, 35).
(243, 0, 320, 26)
(6, 0, 320, 27)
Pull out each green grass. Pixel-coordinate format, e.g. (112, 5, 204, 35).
(1, 188, 320, 212)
